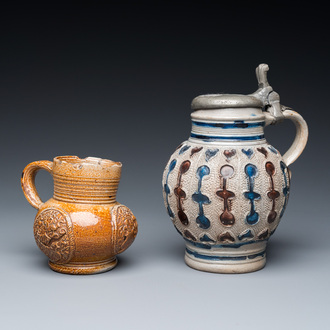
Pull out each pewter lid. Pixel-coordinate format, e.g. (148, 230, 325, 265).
(191, 94, 263, 110)
(190, 64, 286, 122)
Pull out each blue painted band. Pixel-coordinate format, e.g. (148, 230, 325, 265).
(190, 133, 265, 141)
(192, 121, 265, 129)
(184, 238, 267, 249)
(186, 248, 266, 261)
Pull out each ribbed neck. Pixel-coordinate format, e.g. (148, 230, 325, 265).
(51, 156, 121, 204)
(189, 119, 266, 145)
(53, 172, 119, 204)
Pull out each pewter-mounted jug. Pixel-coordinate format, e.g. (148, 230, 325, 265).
(162, 64, 308, 273)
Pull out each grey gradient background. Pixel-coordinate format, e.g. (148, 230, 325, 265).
(0, 3, 329, 329)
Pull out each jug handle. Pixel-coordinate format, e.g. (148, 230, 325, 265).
(264, 109, 308, 166)
(21, 160, 53, 209)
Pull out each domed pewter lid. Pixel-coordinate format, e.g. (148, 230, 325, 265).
(191, 64, 287, 123)
(191, 94, 263, 110)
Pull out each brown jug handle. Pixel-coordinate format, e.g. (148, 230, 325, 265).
(21, 160, 53, 209)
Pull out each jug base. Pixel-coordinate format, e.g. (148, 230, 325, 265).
(184, 241, 266, 274)
(49, 258, 117, 275)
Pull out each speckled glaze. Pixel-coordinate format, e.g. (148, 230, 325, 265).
(21, 156, 137, 275)
(162, 64, 308, 273)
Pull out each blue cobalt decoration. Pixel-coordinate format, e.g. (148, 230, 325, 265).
(244, 164, 261, 225)
(238, 229, 254, 240)
(192, 165, 211, 229)
(268, 145, 278, 154)
(179, 145, 191, 155)
(205, 148, 219, 162)
(164, 159, 177, 218)
(191, 120, 264, 129)
(200, 234, 215, 243)
(280, 161, 290, 218)
(185, 248, 266, 261)
(190, 133, 265, 141)
(242, 148, 254, 159)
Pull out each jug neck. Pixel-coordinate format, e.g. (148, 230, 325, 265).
(52, 156, 121, 204)
(53, 173, 120, 204)
(189, 107, 266, 146)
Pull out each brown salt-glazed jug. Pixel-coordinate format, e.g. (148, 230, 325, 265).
(21, 156, 138, 274)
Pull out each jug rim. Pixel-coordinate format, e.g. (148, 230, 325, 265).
(53, 155, 122, 168)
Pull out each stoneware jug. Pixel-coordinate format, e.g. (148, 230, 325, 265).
(21, 156, 138, 274)
(162, 64, 308, 273)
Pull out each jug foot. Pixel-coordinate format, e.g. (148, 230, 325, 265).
(49, 258, 118, 275)
(184, 241, 266, 274)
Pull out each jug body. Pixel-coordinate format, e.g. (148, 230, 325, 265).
(162, 64, 308, 273)
(22, 156, 138, 275)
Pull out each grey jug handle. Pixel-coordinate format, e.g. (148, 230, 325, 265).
(253, 64, 308, 166)
(264, 110, 308, 166)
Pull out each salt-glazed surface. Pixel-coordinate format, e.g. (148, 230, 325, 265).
(162, 64, 308, 273)
(22, 156, 137, 274)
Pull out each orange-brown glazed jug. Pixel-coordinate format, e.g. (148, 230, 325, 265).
(21, 156, 138, 275)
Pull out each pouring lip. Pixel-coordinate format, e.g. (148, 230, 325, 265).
(53, 155, 122, 168)
(191, 94, 263, 110)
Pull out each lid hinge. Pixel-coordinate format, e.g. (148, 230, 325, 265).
(250, 64, 286, 124)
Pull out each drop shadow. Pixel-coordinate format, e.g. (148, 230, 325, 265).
(19, 245, 51, 273)
(18, 243, 140, 276)
(115, 254, 141, 271)
(266, 236, 306, 265)
(19, 237, 306, 275)
(141, 239, 187, 269)
(162, 240, 186, 262)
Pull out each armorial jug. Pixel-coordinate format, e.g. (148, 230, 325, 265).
(22, 156, 138, 274)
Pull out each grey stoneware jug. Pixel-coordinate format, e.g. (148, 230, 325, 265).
(162, 64, 308, 273)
